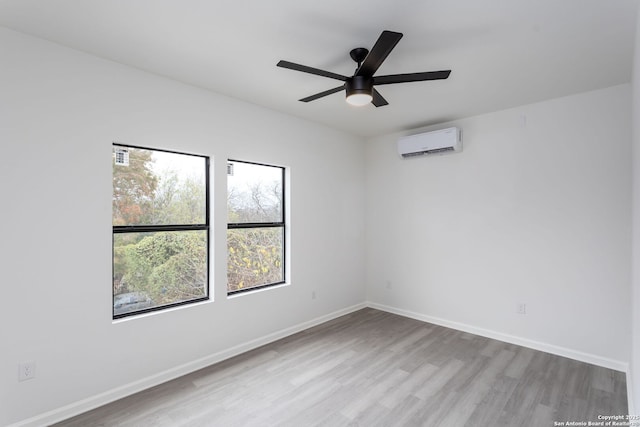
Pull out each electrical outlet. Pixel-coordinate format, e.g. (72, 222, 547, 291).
(519, 114, 527, 128)
(517, 303, 527, 315)
(385, 280, 392, 290)
(311, 291, 316, 300)
(18, 361, 36, 382)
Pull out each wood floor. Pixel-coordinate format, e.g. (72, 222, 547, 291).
(54, 308, 628, 427)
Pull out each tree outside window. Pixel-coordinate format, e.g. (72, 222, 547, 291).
(227, 160, 285, 294)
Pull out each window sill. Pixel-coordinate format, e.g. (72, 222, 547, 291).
(227, 282, 289, 299)
(111, 298, 214, 324)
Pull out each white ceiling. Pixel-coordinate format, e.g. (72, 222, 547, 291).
(0, 0, 637, 137)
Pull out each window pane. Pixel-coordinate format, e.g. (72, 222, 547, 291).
(113, 230, 208, 315)
(113, 146, 207, 226)
(227, 161, 283, 223)
(227, 227, 284, 292)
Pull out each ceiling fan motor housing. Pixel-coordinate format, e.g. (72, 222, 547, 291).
(346, 75, 373, 97)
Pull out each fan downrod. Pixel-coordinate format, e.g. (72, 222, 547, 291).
(349, 48, 369, 67)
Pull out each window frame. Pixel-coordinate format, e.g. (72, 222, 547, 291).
(112, 143, 210, 319)
(227, 159, 286, 295)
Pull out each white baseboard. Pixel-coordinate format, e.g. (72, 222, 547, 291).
(10, 302, 367, 427)
(367, 301, 629, 373)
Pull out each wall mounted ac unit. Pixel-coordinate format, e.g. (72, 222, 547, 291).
(397, 127, 461, 158)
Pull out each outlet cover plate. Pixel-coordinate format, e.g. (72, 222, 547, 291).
(18, 361, 36, 382)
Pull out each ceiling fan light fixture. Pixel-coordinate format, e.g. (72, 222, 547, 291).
(346, 93, 373, 106)
(345, 76, 373, 107)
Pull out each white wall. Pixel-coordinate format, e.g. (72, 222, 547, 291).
(0, 27, 366, 426)
(365, 85, 632, 368)
(631, 3, 640, 414)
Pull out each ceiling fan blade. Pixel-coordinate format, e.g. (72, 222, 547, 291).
(355, 30, 403, 77)
(371, 89, 389, 107)
(374, 70, 451, 85)
(299, 85, 345, 102)
(277, 60, 348, 81)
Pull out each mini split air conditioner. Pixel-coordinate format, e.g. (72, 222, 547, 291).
(397, 127, 461, 158)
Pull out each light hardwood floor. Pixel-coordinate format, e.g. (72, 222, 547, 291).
(54, 308, 628, 426)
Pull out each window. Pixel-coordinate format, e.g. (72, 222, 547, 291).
(112, 144, 209, 318)
(227, 160, 285, 294)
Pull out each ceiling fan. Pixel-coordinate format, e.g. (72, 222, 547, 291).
(277, 30, 451, 107)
